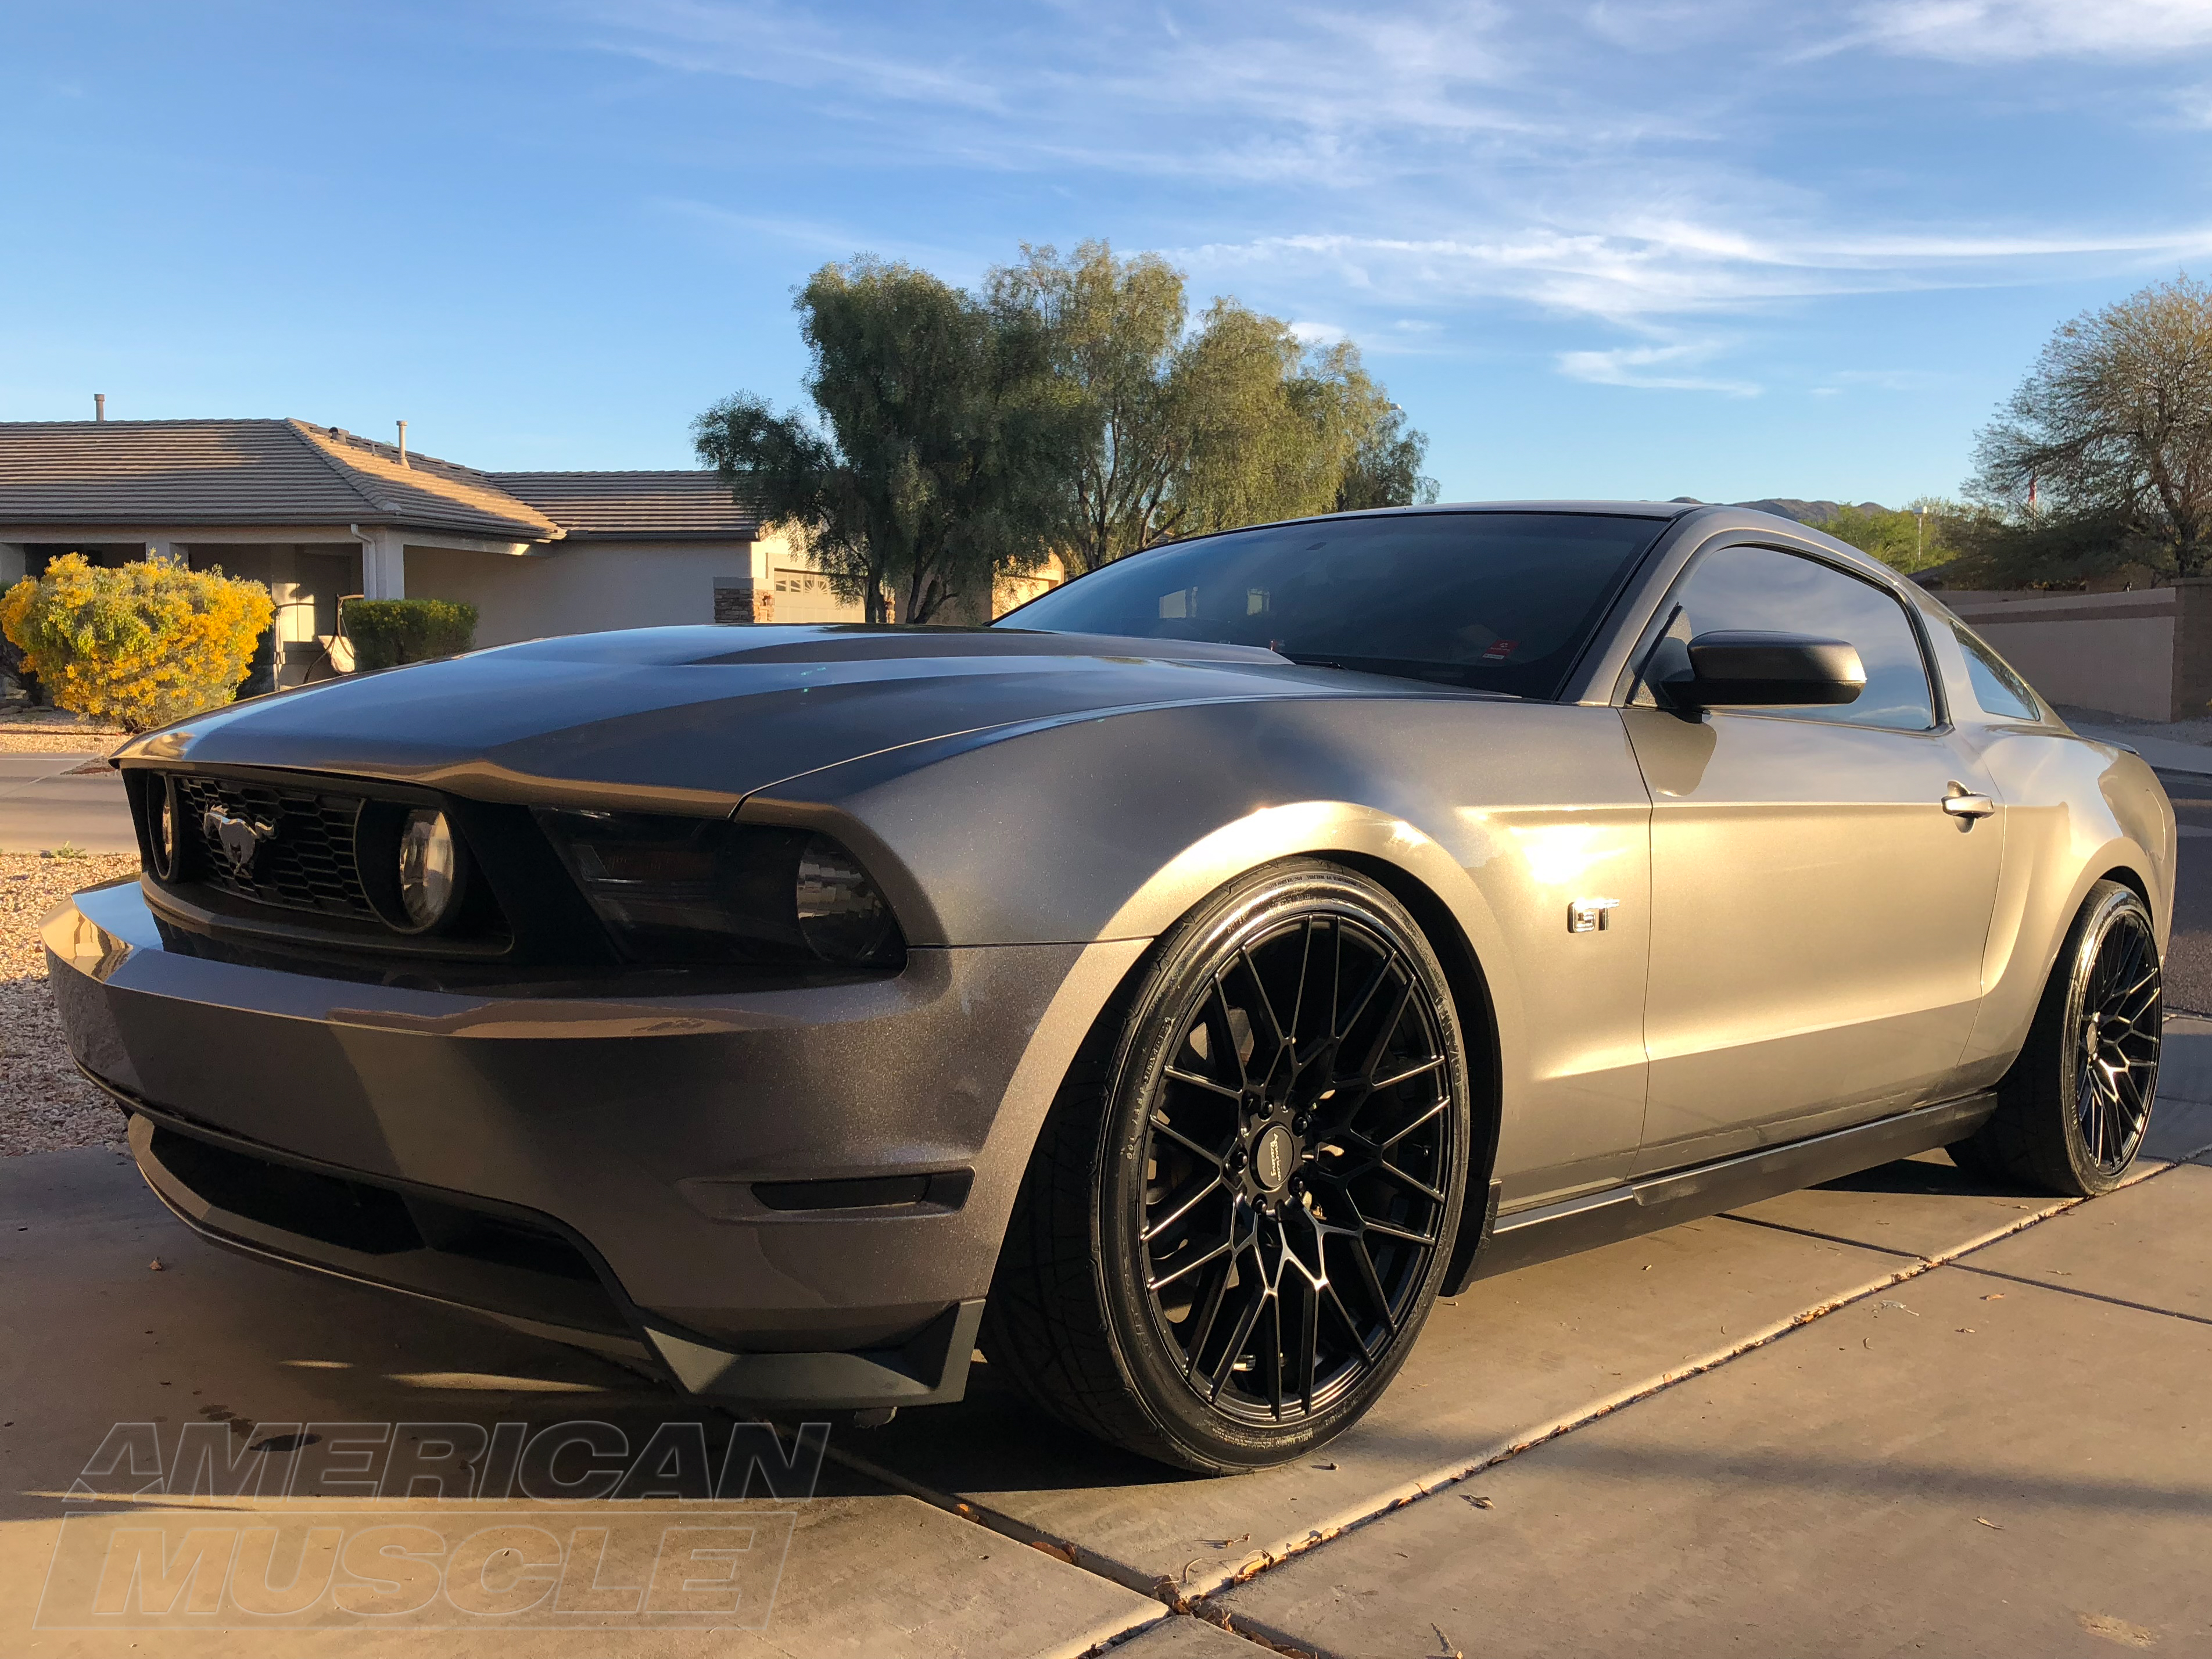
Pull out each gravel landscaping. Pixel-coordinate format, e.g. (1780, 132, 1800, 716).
(0, 714, 126, 755)
(0, 852, 138, 1155)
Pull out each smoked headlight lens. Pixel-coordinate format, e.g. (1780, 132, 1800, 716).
(796, 836, 898, 965)
(535, 809, 905, 969)
(397, 808, 458, 930)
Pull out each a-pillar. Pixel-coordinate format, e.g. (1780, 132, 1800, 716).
(358, 531, 406, 599)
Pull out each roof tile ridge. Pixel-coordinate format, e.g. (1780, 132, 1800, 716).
(284, 418, 391, 518)
(487, 468, 721, 478)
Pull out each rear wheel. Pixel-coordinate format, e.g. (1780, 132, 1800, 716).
(983, 861, 1471, 1472)
(1949, 880, 2160, 1196)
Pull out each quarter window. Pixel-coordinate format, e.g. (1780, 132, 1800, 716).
(1949, 622, 2041, 721)
(1667, 545, 1935, 731)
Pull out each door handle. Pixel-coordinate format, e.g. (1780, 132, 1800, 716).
(1942, 791, 1995, 819)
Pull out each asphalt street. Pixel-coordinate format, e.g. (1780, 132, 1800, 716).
(0, 751, 132, 854)
(2153, 766, 2212, 1012)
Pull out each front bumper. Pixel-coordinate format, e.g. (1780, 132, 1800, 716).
(48, 878, 1141, 1409)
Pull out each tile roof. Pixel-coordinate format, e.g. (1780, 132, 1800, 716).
(0, 419, 379, 525)
(0, 420, 758, 543)
(293, 424, 559, 539)
(490, 471, 757, 540)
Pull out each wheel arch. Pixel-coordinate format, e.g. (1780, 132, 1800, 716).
(995, 839, 1507, 1303)
(1326, 848, 1505, 1287)
(2097, 861, 2152, 916)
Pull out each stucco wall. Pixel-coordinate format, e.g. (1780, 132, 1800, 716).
(404, 540, 755, 648)
(1948, 590, 2178, 722)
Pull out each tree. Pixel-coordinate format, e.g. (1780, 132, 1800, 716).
(1815, 500, 1957, 574)
(989, 242, 1436, 575)
(695, 258, 1060, 624)
(1969, 273, 2212, 576)
(1337, 398, 1440, 514)
(985, 241, 1189, 578)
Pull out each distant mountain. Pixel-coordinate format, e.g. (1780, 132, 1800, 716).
(1668, 496, 1893, 522)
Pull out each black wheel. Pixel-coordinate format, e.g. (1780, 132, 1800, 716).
(983, 861, 1471, 1473)
(1953, 880, 2161, 1196)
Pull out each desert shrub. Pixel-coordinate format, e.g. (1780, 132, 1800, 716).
(345, 598, 479, 672)
(0, 554, 274, 732)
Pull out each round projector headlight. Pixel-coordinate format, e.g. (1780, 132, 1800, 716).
(795, 834, 899, 965)
(397, 808, 458, 930)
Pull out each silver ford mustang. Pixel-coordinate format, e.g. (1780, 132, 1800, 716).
(46, 502, 2172, 1473)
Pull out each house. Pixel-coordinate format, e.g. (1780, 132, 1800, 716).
(0, 417, 866, 685)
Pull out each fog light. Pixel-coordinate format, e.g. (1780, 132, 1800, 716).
(796, 835, 898, 965)
(397, 808, 458, 930)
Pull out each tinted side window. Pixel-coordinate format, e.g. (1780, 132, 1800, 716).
(1950, 622, 2041, 721)
(1669, 546, 1935, 731)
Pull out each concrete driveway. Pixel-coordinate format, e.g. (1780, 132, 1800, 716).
(0, 753, 131, 855)
(3, 1033, 2207, 1656)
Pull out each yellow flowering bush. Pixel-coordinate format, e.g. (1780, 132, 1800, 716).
(0, 554, 274, 733)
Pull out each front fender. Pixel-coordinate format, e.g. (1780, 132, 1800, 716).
(747, 695, 1657, 1206)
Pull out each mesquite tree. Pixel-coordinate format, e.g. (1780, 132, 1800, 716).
(1971, 274, 2212, 576)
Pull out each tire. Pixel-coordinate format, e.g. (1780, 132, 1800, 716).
(1952, 880, 2161, 1197)
(981, 860, 1472, 1474)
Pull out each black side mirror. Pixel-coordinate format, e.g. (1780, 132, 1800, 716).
(1661, 630, 1867, 710)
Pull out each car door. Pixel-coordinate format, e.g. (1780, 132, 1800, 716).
(1622, 541, 2005, 1173)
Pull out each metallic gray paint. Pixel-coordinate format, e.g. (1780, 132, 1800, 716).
(49, 502, 2176, 1410)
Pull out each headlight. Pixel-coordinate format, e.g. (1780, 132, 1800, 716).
(797, 836, 899, 964)
(396, 808, 459, 930)
(535, 809, 905, 969)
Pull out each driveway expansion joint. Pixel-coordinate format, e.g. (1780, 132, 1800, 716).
(1949, 1260, 2212, 1327)
(752, 1158, 2184, 1656)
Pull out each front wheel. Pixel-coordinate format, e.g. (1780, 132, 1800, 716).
(1951, 879, 2161, 1196)
(983, 861, 1472, 1473)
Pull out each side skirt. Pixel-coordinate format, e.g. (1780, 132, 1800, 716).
(1446, 1091, 1998, 1292)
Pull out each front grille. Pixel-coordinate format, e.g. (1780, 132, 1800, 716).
(171, 773, 374, 918)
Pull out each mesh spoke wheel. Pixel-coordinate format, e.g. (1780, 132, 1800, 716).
(1955, 879, 2161, 1198)
(982, 860, 1471, 1472)
(1139, 913, 1453, 1424)
(2068, 897, 2160, 1176)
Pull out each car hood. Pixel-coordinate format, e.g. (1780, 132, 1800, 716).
(117, 625, 1385, 812)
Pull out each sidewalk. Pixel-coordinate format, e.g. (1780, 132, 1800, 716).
(2056, 704, 2212, 777)
(2, 1031, 2207, 1656)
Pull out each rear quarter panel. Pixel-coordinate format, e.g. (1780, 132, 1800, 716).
(1960, 729, 2174, 1079)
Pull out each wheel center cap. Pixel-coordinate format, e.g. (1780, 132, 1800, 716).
(1253, 1124, 1297, 1195)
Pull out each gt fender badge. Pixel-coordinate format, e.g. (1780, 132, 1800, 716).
(1568, 897, 1619, 934)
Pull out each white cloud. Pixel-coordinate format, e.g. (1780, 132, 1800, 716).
(1556, 341, 1762, 396)
(1848, 0, 2212, 62)
(585, 1, 2212, 396)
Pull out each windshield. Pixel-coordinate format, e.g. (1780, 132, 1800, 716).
(1000, 511, 1668, 698)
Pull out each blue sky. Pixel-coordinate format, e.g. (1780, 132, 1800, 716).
(4, 1, 2211, 505)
